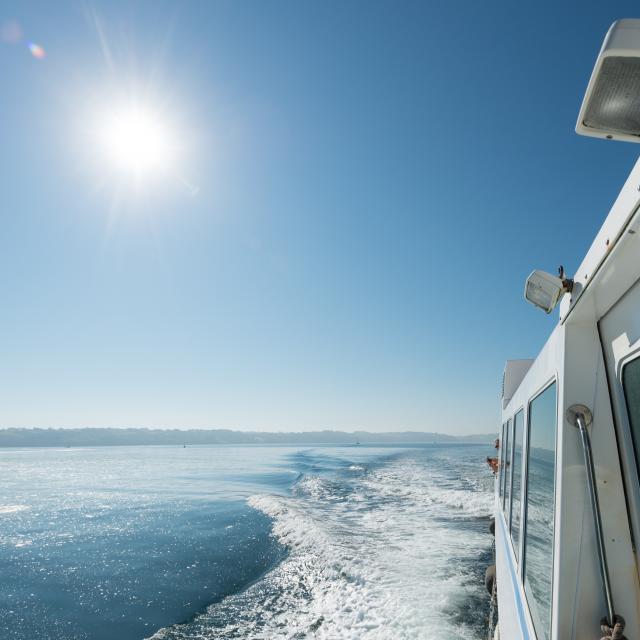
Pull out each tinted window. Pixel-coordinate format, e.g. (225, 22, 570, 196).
(623, 357, 640, 469)
(499, 422, 506, 497)
(502, 419, 511, 509)
(511, 409, 524, 559)
(523, 383, 556, 640)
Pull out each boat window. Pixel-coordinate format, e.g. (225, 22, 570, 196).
(523, 382, 557, 640)
(503, 418, 512, 512)
(622, 357, 640, 469)
(510, 409, 524, 559)
(499, 422, 507, 497)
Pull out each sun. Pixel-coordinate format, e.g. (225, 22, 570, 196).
(99, 105, 174, 175)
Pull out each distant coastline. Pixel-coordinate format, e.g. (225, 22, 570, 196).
(0, 427, 495, 448)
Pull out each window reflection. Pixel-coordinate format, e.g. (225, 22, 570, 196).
(523, 382, 557, 640)
(499, 422, 507, 498)
(511, 409, 524, 558)
(503, 419, 513, 515)
(623, 357, 640, 470)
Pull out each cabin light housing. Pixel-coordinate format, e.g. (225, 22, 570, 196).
(577, 19, 640, 142)
(524, 269, 573, 314)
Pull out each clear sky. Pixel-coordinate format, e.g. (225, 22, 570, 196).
(1, 1, 639, 433)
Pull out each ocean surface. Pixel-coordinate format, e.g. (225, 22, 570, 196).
(0, 443, 495, 640)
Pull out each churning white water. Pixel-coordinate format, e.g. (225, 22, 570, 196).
(151, 445, 494, 640)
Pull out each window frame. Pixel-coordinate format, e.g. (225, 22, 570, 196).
(521, 378, 558, 640)
(615, 349, 640, 573)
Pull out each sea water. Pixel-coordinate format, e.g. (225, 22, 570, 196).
(0, 443, 494, 640)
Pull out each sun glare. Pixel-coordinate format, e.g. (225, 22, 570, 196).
(100, 106, 174, 175)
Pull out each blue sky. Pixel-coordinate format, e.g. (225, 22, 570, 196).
(0, 1, 638, 433)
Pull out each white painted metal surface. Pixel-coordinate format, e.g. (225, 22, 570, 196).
(503, 360, 535, 409)
(600, 279, 640, 575)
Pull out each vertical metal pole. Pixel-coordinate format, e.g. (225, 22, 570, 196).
(573, 409, 616, 627)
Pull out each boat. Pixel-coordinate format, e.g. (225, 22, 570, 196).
(489, 19, 640, 640)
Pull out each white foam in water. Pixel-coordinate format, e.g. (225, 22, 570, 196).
(150, 449, 493, 640)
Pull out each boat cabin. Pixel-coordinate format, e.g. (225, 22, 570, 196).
(496, 156, 640, 639)
(495, 19, 640, 640)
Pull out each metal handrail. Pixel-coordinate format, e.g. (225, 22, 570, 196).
(566, 404, 615, 627)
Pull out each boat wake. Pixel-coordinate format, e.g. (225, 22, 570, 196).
(150, 447, 493, 640)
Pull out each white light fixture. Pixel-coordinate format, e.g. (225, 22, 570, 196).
(577, 19, 640, 142)
(524, 268, 573, 314)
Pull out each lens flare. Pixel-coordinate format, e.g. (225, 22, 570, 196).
(0, 20, 23, 44)
(28, 42, 46, 59)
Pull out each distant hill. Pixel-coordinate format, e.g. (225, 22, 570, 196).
(0, 428, 496, 448)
